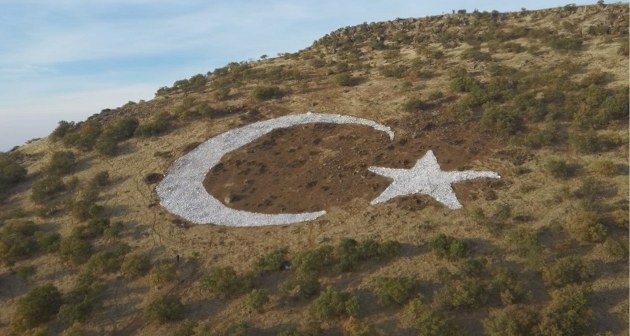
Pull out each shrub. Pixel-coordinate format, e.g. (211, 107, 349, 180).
(200, 266, 252, 298)
(247, 289, 269, 311)
(0, 220, 39, 265)
(602, 238, 628, 262)
(590, 160, 617, 177)
(373, 277, 417, 305)
(72, 217, 110, 239)
(251, 86, 282, 100)
(435, 278, 488, 309)
(544, 159, 575, 179)
(310, 286, 360, 320)
(449, 75, 480, 93)
(148, 259, 178, 285)
(481, 106, 522, 136)
(569, 130, 603, 154)
(147, 294, 185, 323)
(35, 231, 61, 253)
(542, 256, 594, 288)
(547, 36, 583, 52)
(12, 284, 62, 331)
(59, 236, 92, 265)
(51, 120, 76, 140)
(428, 234, 467, 261)
(135, 113, 171, 137)
(492, 267, 529, 305)
(58, 271, 105, 325)
(504, 228, 542, 268)
(567, 210, 607, 242)
(414, 311, 463, 336)
(332, 73, 358, 86)
(292, 245, 335, 276)
(121, 253, 151, 278)
(403, 98, 431, 112)
(538, 284, 592, 335)
(91, 171, 110, 187)
(0, 153, 27, 192)
(255, 247, 288, 273)
(31, 175, 66, 204)
(110, 116, 139, 141)
(68, 192, 101, 222)
(86, 250, 124, 273)
(483, 306, 538, 336)
(95, 136, 118, 156)
(48, 151, 76, 175)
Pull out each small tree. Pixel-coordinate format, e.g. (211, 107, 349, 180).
(373, 277, 417, 305)
(12, 284, 62, 331)
(48, 151, 76, 175)
(147, 294, 185, 323)
(310, 286, 360, 320)
(200, 266, 252, 298)
(429, 234, 467, 261)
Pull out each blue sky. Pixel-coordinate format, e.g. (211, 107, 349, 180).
(0, 0, 596, 151)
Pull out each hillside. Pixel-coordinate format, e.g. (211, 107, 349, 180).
(0, 3, 628, 335)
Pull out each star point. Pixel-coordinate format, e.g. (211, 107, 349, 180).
(368, 150, 500, 209)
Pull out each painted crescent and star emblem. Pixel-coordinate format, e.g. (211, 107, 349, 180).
(156, 112, 500, 226)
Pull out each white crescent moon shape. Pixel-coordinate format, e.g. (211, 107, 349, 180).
(156, 112, 395, 227)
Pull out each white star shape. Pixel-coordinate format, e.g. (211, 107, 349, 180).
(368, 150, 500, 209)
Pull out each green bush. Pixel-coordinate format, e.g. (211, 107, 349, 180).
(59, 236, 92, 265)
(544, 159, 575, 179)
(68, 191, 101, 222)
(110, 116, 139, 141)
(492, 267, 529, 305)
(247, 289, 269, 311)
(200, 266, 252, 298)
(121, 253, 151, 278)
(567, 210, 607, 243)
(147, 294, 185, 323)
(332, 73, 358, 86)
(86, 250, 124, 273)
(0, 220, 39, 265)
(292, 245, 335, 276)
(95, 136, 118, 156)
(569, 130, 604, 154)
(72, 217, 110, 239)
(542, 256, 594, 288)
(51, 120, 76, 140)
(91, 171, 110, 187)
(504, 228, 542, 268)
(414, 311, 463, 336)
(148, 259, 178, 285)
(48, 151, 76, 175)
(251, 86, 282, 100)
(547, 36, 583, 52)
(434, 278, 488, 309)
(310, 286, 359, 320)
(135, 113, 171, 137)
(403, 98, 431, 112)
(31, 175, 66, 204)
(373, 277, 417, 305)
(58, 270, 105, 325)
(0, 153, 27, 192)
(483, 305, 538, 336)
(429, 234, 467, 261)
(12, 284, 62, 331)
(481, 106, 522, 136)
(538, 284, 592, 335)
(255, 247, 288, 273)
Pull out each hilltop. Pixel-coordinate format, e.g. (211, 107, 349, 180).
(0, 3, 628, 335)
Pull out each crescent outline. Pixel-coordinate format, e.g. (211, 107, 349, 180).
(156, 112, 395, 227)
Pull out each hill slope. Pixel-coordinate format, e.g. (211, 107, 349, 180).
(0, 3, 628, 335)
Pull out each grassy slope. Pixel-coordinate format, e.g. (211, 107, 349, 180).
(0, 3, 628, 336)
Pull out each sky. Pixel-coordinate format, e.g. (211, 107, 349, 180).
(0, 0, 598, 151)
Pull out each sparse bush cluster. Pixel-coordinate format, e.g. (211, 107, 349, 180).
(0, 152, 27, 194)
(0, 220, 60, 265)
(429, 234, 467, 261)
